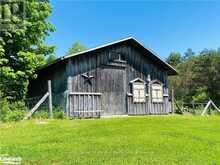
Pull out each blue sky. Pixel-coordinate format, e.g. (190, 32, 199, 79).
(46, 1, 220, 59)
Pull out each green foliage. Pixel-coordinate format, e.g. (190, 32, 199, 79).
(183, 48, 195, 60)
(0, 0, 55, 101)
(211, 110, 220, 116)
(166, 52, 182, 67)
(0, 93, 10, 120)
(32, 106, 65, 119)
(46, 54, 57, 64)
(192, 87, 209, 102)
(2, 110, 25, 122)
(54, 110, 65, 119)
(0, 93, 27, 122)
(169, 48, 220, 105)
(9, 101, 28, 112)
(53, 106, 65, 119)
(32, 111, 48, 119)
(66, 42, 86, 55)
(183, 107, 204, 115)
(32, 106, 48, 119)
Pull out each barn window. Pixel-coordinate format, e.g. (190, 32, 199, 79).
(130, 78, 146, 103)
(151, 81, 163, 103)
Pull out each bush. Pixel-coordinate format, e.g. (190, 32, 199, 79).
(53, 106, 65, 119)
(0, 102, 27, 122)
(32, 106, 65, 119)
(54, 111, 65, 119)
(0, 93, 28, 122)
(211, 110, 220, 116)
(10, 101, 28, 112)
(2, 110, 26, 122)
(32, 111, 49, 119)
(0, 95, 10, 121)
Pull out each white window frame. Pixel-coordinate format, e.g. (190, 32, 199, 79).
(130, 78, 147, 103)
(151, 81, 163, 103)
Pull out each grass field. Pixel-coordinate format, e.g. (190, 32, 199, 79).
(1, 116, 220, 165)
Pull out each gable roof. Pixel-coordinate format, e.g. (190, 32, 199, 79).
(40, 37, 177, 75)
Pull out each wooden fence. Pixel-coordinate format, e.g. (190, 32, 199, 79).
(69, 92, 102, 118)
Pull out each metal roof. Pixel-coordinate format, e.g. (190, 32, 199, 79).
(39, 37, 177, 75)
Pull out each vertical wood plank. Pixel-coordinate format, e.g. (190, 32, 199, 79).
(48, 80, 53, 119)
(67, 77, 72, 118)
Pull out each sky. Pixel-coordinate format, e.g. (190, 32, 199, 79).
(46, 0, 220, 59)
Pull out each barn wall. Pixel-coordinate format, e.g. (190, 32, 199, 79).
(66, 44, 168, 90)
(66, 44, 170, 116)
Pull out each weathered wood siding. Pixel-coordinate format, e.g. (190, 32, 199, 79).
(66, 44, 170, 116)
(127, 95, 170, 115)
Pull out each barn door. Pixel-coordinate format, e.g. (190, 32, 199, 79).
(101, 66, 126, 115)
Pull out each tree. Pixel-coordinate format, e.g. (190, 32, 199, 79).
(192, 87, 209, 102)
(166, 52, 182, 67)
(183, 48, 195, 60)
(0, 0, 55, 101)
(46, 54, 57, 64)
(200, 48, 209, 55)
(66, 42, 86, 55)
(168, 48, 220, 105)
(217, 47, 220, 53)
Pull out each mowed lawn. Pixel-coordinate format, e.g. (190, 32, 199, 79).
(1, 116, 220, 165)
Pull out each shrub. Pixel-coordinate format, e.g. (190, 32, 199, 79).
(2, 110, 25, 122)
(53, 106, 65, 119)
(32, 106, 65, 119)
(0, 93, 28, 122)
(54, 111, 65, 119)
(10, 101, 28, 112)
(0, 95, 10, 121)
(211, 110, 220, 116)
(0, 102, 27, 122)
(32, 111, 49, 119)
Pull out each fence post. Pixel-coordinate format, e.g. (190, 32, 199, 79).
(171, 87, 175, 114)
(48, 80, 53, 119)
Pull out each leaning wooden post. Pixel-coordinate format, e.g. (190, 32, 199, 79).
(48, 80, 53, 119)
(23, 92, 49, 120)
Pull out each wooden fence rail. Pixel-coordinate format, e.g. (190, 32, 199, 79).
(69, 92, 102, 118)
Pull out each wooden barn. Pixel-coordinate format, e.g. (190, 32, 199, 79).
(28, 37, 177, 117)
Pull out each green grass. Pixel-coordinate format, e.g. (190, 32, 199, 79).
(1, 116, 220, 165)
